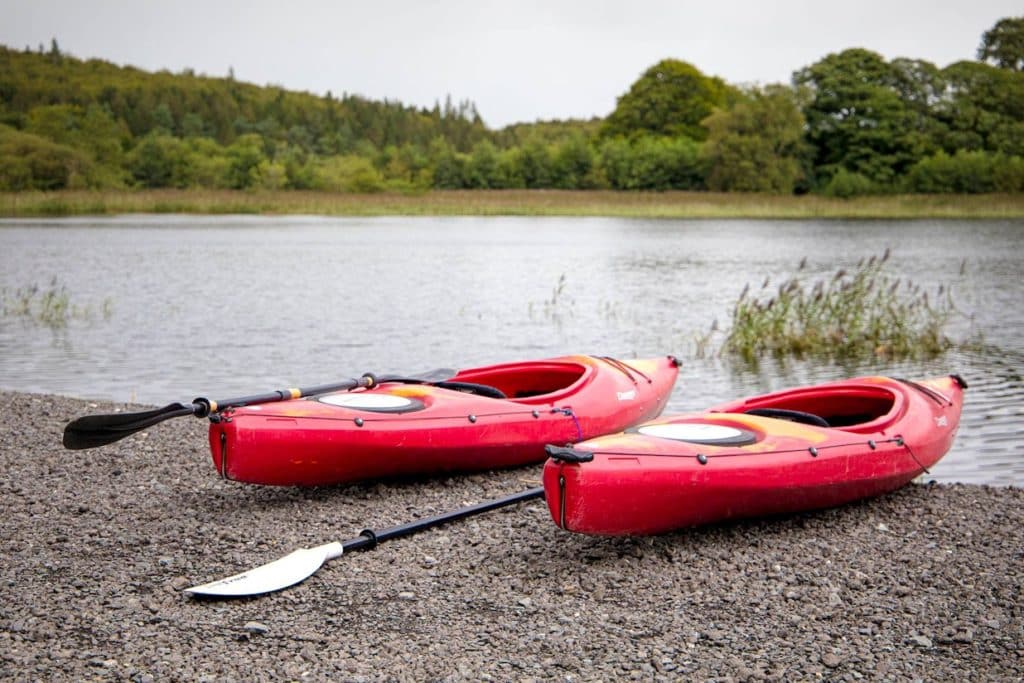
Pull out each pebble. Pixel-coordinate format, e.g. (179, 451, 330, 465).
(1, 390, 1022, 681)
(822, 653, 842, 668)
(911, 635, 933, 648)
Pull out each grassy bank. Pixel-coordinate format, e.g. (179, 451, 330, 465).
(3, 189, 1024, 219)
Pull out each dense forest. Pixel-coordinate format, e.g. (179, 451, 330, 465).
(1, 16, 1023, 196)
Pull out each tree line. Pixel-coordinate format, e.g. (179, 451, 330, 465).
(1, 17, 1023, 196)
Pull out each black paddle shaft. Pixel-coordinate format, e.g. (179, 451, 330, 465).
(62, 370, 457, 450)
(193, 376, 377, 416)
(341, 487, 545, 553)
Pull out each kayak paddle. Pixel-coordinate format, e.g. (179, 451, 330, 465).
(62, 369, 455, 451)
(185, 486, 544, 598)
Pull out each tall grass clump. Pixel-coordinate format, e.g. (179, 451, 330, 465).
(528, 273, 574, 323)
(723, 250, 955, 361)
(1, 277, 112, 327)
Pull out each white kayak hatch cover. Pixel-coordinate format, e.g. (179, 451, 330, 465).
(636, 422, 757, 446)
(319, 393, 426, 413)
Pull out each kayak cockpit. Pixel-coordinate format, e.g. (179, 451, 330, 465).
(452, 360, 590, 402)
(731, 383, 901, 432)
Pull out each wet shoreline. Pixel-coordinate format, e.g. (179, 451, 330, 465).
(1, 391, 1021, 680)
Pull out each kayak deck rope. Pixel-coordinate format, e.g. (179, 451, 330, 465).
(253, 406, 586, 441)
(274, 406, 575, 423)
(595, 356, 652, 384)
(901, 439, 931, 475)
(895, 377, 953, 406)
(551, 435, 915, 463)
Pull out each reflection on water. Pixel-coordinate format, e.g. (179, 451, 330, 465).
(1, 215, 1022, 485)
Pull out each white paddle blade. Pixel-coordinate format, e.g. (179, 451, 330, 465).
(185, 542, 344, 597)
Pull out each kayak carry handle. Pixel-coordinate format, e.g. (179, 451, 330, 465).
(545, 444, 594, 463)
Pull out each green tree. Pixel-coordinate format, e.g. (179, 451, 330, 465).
(937, 61, 1024, 156)
(181, 112, 207, 138)
(312, 155, 385, 192)
(224, 133, 266, 189)
(184, 137, 232, 188)
(25, 103, 129, 187)
(253, 159, 287, 190)
(512, 141, 555, 188)
(551, 132, 597, 189)
(428, 137, 468, 189)
(151, 102, 175, 134)
(127, 134, 193, 187)
(599, 135, 703, 190)
(601, 59, 736, 141)
(701, 85, 808, 193)
(467, 140, 502, 188)
(794, 49, 933, 187)
(978, 17, 1024, 70)
(0, 124, 91, 189)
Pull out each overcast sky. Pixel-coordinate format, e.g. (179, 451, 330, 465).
(1, 1, 1019, 129)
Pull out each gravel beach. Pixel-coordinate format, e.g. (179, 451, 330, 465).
(1, 390, 1021, 681)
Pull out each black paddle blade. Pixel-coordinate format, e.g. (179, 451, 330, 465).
(62, 403, 199, 450)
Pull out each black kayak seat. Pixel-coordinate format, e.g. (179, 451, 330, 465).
(744, 407, 830, 428)
(433, 381, 508, 399)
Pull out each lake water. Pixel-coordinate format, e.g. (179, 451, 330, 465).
(1, 215, 1021, 485)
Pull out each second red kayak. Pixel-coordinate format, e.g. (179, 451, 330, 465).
(544, 374, 965, 536)
(210, 355, 680, 486)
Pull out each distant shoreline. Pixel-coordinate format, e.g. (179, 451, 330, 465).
(3, 189, 1024, 219)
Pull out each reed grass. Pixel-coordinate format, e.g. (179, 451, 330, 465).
(722, 250, 958, 362)
(527, 273, 573, 323)
(1, 278, 112, 327)
(3, 189, 1024, 218)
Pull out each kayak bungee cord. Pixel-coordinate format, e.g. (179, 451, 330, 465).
(547, 435, 915, 464)
(595, 355, 660, 384)
(900, 439, 932, 475)
(896, 375, 966, 406)
(226, 404, 585, 430)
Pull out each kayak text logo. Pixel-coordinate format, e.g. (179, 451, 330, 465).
(617, 389, 637, 401)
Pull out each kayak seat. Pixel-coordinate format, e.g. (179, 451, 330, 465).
(433, 381, 508, 399)
(454, 362, 587, 401)
(821, 412, 877, 427)
(513, 390, 550, 398)
(744, 407, 830, 428)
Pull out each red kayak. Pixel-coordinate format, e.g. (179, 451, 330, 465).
(543, 374, 966, 536)
(209, 355, 680, 486)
